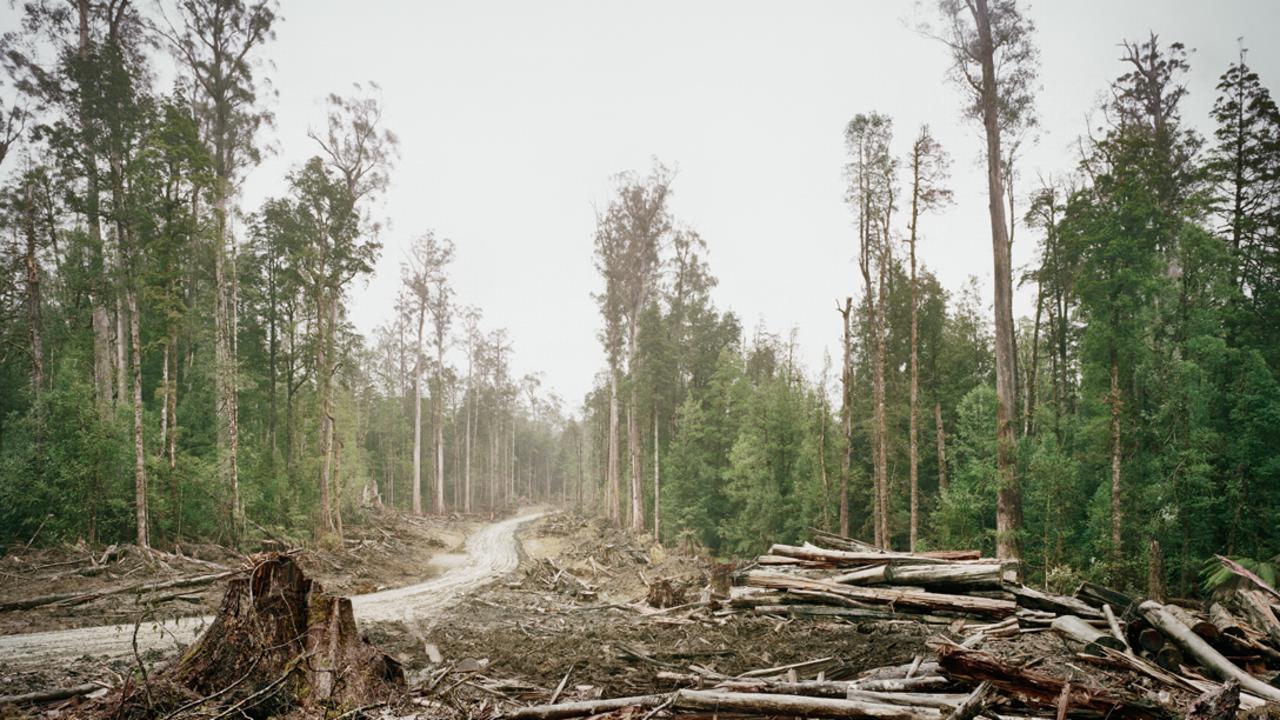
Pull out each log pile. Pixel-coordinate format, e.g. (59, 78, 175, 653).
(506, 532, 1280, 718)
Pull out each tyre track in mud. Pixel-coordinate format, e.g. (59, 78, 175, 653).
(0, 512, 543, 668)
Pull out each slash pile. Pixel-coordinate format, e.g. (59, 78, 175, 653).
(506, 530, 1280, 718)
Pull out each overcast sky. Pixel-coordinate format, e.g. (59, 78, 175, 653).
(80, 1, 1280, 407)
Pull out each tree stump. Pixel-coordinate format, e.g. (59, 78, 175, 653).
(91, 553, 403, 719)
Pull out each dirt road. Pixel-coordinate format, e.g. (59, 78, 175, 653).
(0, 512, 542, 668)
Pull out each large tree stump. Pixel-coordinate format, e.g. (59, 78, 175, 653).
(92, 553, 403, 719)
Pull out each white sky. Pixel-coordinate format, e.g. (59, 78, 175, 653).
(13, 1, 1280, 407)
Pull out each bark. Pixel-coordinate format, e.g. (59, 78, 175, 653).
(412, 302, 425, 515)
(434, 338, 446, 514)
(607, 371, 621, 525)
(838, 298, 854, 537)
(972, 0, 1020, 563)
(128, 290, 148, 548)
(1141, 600, 1280, 702)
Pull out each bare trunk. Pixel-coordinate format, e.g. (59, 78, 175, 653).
(973, 0, 1020, 563)
(412, 304, 425, 515)
(435, 408, 445, 514)
(465, 368, 473, 513)
(92, 305, 113, 419)
(23, 183, 44, 394)
(838, 299, 853, 537)
(873, 236, 890, 550)
(332, 434, 344, 540)
(1110, 352, 1122, 579)
(1023, 285, 1043, 436)
(607, 371, 621, 525)
(934, 401, 947, 492)
(818, 395, 830, 531)
(213, 193, 239, 541)
(115, 295, 127, 408)
(628, 334, 645, 532)
(908, 182, 920, 553)
(317, 296, 336, 533)
(653, 412, 660, 542)
(128, 290, 148, 548)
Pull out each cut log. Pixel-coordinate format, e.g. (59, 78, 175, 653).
(770, 544, 953, 567)
(1153, 645, 1184, 672)
(1136, 626, 1166, 652)
(885, 564, 1003, 590)
(1208, 603, 1246, 639)
(1166, 604, 1219, 643)
(832, 565, 890, 585)
(753, 603, 960, 625)
(1075, 581, 1136, 614)
(505, 694, 669, 720)
(935, 643, 1161, 718)
(1050, 614, 1125, 655)
(1008, 585, 1103, 619)
(1140, 599, 1280, 703)
(745, 572, 1016, 618)
(674, 688, 940, 719)
(1102, 604, 1134, 654)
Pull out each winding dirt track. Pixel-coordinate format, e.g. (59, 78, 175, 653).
(0, 512, 543, 667)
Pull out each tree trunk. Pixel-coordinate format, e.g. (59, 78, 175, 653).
(1110, 352, 1122, 579)
(412, 304, 425, 515)
(653, 412, 660, 542)
(838, 299, 853, 537)
(465, 372, 473, 513)
(973, 0, 1020, 563)
(434, 340, 446, 514)
(22, 182, 44, 395)
(1023, 285, 1043, 436)
(317, 296, 336, 533)
(213, 191, 239, 541)
(908, 179, 920, 553)
(873, 230, 890, 550)
(607, 371, 621, 525)
(935, 401, 948, 492)
(818, 394, 831, 531)
(128, 290, 148, 549)
(628, 348, 645, 532)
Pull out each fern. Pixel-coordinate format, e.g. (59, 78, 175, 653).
(1201, 555, 1280, 594)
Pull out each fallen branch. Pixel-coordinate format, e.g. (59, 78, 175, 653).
(0, 683, 101, 706)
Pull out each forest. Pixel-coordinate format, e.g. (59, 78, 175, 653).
(0, 0, 1278, 606)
